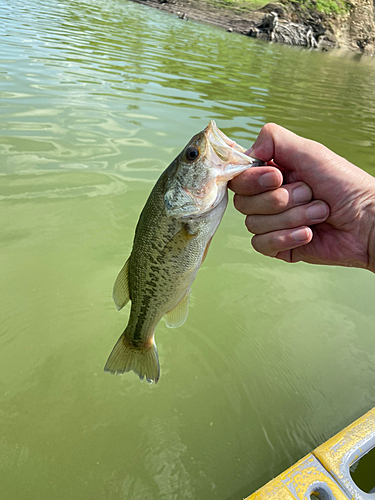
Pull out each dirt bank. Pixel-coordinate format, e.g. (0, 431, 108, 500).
(129, 0, 375, 54)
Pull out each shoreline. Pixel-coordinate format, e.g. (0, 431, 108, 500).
(129, 0, 264, 35)
(128, 0, 375, 55)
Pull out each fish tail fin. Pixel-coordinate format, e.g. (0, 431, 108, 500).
(104, 332, 160, 384)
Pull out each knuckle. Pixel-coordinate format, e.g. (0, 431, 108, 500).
(284, 207, 307, 228)
(245, 215, 260, 233)
(261, 122, 278, 135)
(251, 235, 265, 254)
(252, 234, 278, 257)
(313, 141, 335, 161)
(272, 232, 288, 249)
(271, 188, 289, 211)
(233, 194, 241, 211)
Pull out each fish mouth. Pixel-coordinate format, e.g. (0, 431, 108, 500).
(204, 120, 263, 180)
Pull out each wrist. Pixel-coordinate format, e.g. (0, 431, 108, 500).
(349, 168, 375, 274)
(367, 211, 375, 273)
(363, 183, 375, 273)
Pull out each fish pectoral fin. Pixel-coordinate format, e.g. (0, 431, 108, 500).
(183, 221, 198, 237)
(113, 258, 130, 311)
(164, 289, 190, 328)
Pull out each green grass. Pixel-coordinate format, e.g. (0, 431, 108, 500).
(206, 0, 270, 12)
(206, 0, 351, 15)
(294, 0, 351, 14)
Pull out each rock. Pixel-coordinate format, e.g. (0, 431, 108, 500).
(349, 0, 375, 54)
(177, 12, 188, 19)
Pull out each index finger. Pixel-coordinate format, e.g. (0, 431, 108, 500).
(229, 165, 283, 196)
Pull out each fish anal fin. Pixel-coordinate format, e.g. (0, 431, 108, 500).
(113, 258, 130, 311)
(104, 332, 160, 384)
(164, 289, 190, 328)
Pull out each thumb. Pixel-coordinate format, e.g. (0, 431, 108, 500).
(247, 123, 329, 174)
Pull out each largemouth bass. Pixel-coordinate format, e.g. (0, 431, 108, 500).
(105, 121, 261, 383)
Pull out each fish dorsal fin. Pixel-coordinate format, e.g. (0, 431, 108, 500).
(113, 258, 130, 311)
(164, 289, 190, 328)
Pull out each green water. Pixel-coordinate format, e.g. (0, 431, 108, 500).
(350, 446, 375, 493)
(1, 0, 375, 498)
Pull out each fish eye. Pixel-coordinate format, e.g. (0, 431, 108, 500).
(185, 146, 200, 162)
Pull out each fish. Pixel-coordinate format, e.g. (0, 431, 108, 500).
(104, 120, 262, 383)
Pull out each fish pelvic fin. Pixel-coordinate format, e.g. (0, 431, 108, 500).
(164, 289, 190, 328)
(104, 333, 160, 384)
(113, 258, 130, 311)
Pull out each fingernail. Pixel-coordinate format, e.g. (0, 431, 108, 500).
(259, 172, 279, 187)
(306, 202, 328, 221)
(292, 228, 310, 241)
(293, 185, 311, 204)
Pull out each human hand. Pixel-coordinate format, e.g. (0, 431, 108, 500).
(229, 123, 375, 272)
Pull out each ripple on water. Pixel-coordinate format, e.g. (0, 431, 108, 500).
(0, 171, 128, 200)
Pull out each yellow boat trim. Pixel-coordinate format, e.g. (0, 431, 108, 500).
(246, 407, 375, 500)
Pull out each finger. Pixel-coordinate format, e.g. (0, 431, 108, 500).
(246, 123, 333, 173)
(228, 166, 283, 196)
(251, 226, 313, 258)
(234, 182, 312, 216)
(245, 200, 329, 235)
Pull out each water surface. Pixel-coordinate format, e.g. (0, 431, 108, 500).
(1, 0, 375, 498)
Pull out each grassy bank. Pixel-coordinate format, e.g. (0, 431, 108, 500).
(208, 0, 350, 15)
